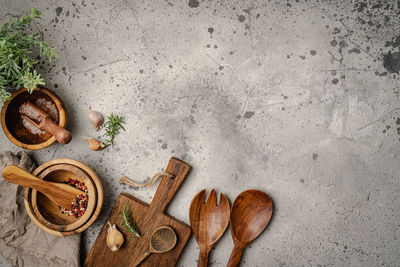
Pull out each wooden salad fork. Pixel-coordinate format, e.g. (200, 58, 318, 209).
(190, 189, 230, 267)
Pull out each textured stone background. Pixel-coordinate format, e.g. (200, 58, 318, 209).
(1, 0, 400, 266)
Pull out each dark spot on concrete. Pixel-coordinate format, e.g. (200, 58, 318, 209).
(332, 78, 339, 85)
(219, 66, 224, 71)
(208, 27, 214, 34)
(214, 44, 218, 49)
(386, 125, 391, 129)
(396, 118, 400, 125)
(339, 40, 348, 48)
(357, 2, 367, 12)
(188, 0, 199, 8)
(238, 15, 246, 22)
(385, 36, 400, 48)
(383, 51, 400, 73)
(333, 27, 340, 34)
(229, 51, 234, 55)
(312, 153, 318, 160)
(262, 155, 268, 162)
(348, 48, 361, 54)
(168, 65, 173, 68)
(161, 143, 167, 149)
(300, 55, 306, 60)
(139, 69, 144, 73)
(54, 84, 58, 88)
(397, 127, 400, 135)
(56, 7, 63, 16)
(65, 11, 70, 17)
(300, 179, 304, 183)
(383, 129, 387, 133)
(81, 55, 87, 60)
(310, 50, 317, 56)
(330, 40, 338, 47)
(287, 55, 290, 59)
(244, 111, 254, 119)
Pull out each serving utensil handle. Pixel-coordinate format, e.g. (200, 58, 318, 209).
(132, 250, 151, 267)
(227, 245, 245, 267)
(198, 248, 210, 267)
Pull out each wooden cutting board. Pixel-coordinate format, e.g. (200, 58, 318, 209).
(84, 157, 191, 267)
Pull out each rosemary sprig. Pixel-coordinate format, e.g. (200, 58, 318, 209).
(118, 204, 140, 238)
(0, 7, 57, 104)
(103, 113, 126, 146)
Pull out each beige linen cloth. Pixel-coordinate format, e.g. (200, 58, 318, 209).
(0, 151, 80, 267)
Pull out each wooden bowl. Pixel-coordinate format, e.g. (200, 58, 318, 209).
(1, 87, 67, 150)
(24, 159, 103, 236)
(31, 164, 97, 232)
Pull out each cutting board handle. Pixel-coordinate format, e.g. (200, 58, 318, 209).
(149, 157, 191, 213)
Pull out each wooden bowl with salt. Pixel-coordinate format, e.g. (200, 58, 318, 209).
(1, 87, 67, 150)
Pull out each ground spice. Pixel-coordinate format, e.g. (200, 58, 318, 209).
(59, 178, 89, 218)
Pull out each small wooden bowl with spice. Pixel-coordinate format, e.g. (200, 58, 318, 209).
(24, 159, 104, 236)
(1, 87, 68, 150)
(31, 164, 97, 232)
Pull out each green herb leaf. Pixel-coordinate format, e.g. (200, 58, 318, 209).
(0, 7, 56, 104)
(103, 113, 126, 146)
(118, 204, 140, 238)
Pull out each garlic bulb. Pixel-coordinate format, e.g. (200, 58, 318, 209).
(84, 138, 105, 151)
(88, 107, 103, 131)
(107, 221, 124, 252)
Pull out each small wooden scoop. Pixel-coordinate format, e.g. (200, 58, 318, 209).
(227, 190, 273, 267)
(190, 189, 230, 267)
(132, 226, 177, 267)
(2, 165, 83, 210)
(21, 101, 72, 144)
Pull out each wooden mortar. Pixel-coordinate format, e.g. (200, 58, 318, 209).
(1, 87, 67, 150)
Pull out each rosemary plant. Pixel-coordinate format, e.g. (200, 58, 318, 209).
(103, 113, 126, 146)
(0, 7, 56, 104)
(118, 204, 140, 238)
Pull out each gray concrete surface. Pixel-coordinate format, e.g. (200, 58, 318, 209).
(1, 0, 400, 266)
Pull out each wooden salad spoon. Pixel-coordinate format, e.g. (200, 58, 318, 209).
(190, 189, 230, 267)
(227, 190, 273, 267)
(132, 226, 177, 267)
(2, 165, 83, 209)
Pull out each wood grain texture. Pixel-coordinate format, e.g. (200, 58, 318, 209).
(2, 165, 78, 209)
(189, 189, 230, 267)
(227, 190, 273, 267)
(24, 159, 103, 236)
(0, 87, 67, 150)
(132, 226, 177, 266)
(23, 101, 72, 144)
(31, 164, 97, 232)
(84, 157, 191, 267)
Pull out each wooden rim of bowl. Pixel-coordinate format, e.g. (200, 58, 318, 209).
(24, 159, 103, 236)
(1, 87, 67, 150)
(31, 164, 97, 232)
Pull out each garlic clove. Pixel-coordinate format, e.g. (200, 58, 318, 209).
(88, 107, 104, 131)
(107, 221, 124, 252)
(84, 138, 105, 151)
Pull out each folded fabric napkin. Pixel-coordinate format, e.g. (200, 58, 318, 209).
(0, 151, 80, 267)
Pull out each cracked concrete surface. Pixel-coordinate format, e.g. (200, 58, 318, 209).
(1, 0, 400, 266)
